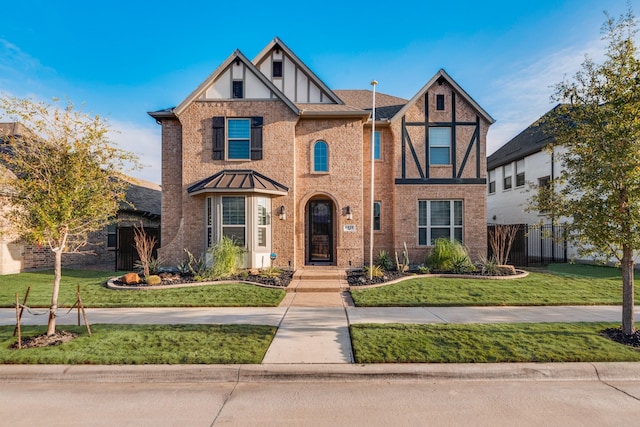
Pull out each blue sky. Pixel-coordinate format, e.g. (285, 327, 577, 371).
(0, 0, 633, 184)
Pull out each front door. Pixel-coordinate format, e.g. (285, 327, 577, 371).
(308, 200, 333, 264)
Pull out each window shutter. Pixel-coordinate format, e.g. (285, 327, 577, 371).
(250, 117, 263, 160)
(212, 116, 225, 160)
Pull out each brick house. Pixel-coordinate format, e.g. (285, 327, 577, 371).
(0, 122, 161, 273)
(149, 38, 494, 270)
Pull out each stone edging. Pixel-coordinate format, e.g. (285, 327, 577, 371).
(105, 278, 285, 291)
(351, 269, 529, 289)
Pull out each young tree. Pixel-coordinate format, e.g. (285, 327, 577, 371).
(0, 96, 137, 336)
(538, 9, 640, 335)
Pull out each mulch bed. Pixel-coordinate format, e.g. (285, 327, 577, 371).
(11, 330, 77, 349)
(112, 270, 294, 288)
(602, 328, 640, 348)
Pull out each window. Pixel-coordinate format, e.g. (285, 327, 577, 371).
(227, 118, 251, 160)
(503, 164, 512, 190)
(436, 94, 445, 111)
(232, 80, 244, 99)
(373, 201, 381, 231)
(429, 127, 451, 165)
(107, 224, 117, 249)
(206, 197, 214, 247)
(272, 60, 283, 78)
(313, 141, 328, 172)
(257, 197, 268, 247)
(212, 116, 263, 161)
(222, 196, 246, 246)
(373, 131, 381, 160)
(488, 169, 496, 194)
(516, 159, 525, 187)
(418, 200, 463, 245)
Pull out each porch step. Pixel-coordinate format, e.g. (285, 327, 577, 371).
(286, 269, 348, 293)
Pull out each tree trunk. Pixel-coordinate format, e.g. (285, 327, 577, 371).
(621, 246, 635, 335)
(46, 248, 63, 336)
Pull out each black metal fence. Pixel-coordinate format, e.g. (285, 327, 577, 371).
(488, 224, 567, 267)
(115, 227, 161, 271)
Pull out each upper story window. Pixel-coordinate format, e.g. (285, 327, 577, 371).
(313, 141, 328, 172)
(373, 131, 381, 160)
(488, 169, 496, 194)
(232, 81, 244, 99)
(429, 127, 451, 165)
(516, 159, 525, 187)
(436, 94, 445, 111)
(503, 164, 512, 190)
(227, 119, 251, 160)
(272, 60, 283, 78)
(212, 116, 263, 161)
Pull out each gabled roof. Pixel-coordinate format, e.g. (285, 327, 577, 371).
(121, 176, 162, 218)
(187, 169, 289, 196)
(253, 37, 343, 105)
(334, 90, 408, 121)
(173, 49, 299, 116)
(487, 106, 557, 170)
(390, 69, 495, 124)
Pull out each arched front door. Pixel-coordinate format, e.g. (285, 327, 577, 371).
(307, 199, 334, 265)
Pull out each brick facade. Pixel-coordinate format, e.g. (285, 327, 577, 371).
(150, 38, 494, 270)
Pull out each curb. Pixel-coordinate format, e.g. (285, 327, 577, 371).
(1, 362, 638, 383)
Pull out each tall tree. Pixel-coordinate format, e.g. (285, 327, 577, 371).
(538, 9, 640, 335)
(0, 97, 137, 336)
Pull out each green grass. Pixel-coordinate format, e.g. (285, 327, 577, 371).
(350, 322, 640, 363)
(0, 269, 285, 308)
(1, 324, 276, 364)
(351, 264, 640, 307)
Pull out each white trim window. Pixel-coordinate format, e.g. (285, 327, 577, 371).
(418, 200, 463, 245)
(221, 196, 246, 246)
(515, 159, 525, 187)
(373, 131, 381, 161)
(429, 127, 451, 165)
(488, 169, 496, 194)
(313, 140, 329, 172)
(373, 201, 381, 231)
(503, 163, 512, 190)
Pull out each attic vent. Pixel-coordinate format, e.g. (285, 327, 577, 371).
(273, 60, 283, 78)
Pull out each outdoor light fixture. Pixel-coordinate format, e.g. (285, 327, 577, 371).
(278, 205, 286, 220)
(343, 206, 353, 221)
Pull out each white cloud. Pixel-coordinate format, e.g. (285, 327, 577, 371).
(486, 37, 607, 155)
(108, 119, 162, 185)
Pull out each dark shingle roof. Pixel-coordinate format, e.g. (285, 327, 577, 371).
(487, 107, 557, 170)
(121, 177, 162, 218)
(334, 90, 408, 121)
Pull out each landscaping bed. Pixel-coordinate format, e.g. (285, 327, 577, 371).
(112, 269, 294, 289)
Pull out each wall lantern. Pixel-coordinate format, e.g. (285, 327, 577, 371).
(278, 205, 286, 220)
(343, 206, 353, 221)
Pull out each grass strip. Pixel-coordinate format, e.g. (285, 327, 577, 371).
(0, 269, 285, 308)
(350, 322, 640, 363)
(0, 324, 276, 364)
(351, 270, 640, 307)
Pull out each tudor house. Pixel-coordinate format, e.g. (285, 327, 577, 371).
(149, 38, 494, 270)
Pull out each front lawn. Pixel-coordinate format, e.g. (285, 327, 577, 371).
(350, 322, 640, 363)
(0, 269, 285, 308)
(1, 324, 276, 364)
(350, 264, 640, 307)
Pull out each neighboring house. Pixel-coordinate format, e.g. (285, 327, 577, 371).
(149, 38, 494, 270)
(486, 107, 576, 262)
(0, 122, 161, 274)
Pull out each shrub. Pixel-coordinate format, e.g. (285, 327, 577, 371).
(145, 275, 162, 285)
(477, 255, 500, 276)
(210, 236, 245, 278)
(427, 238, 473, 273)
(259, 267, 282, 278)
(364, 264, 384, 278)
(375, 250, 395, 271)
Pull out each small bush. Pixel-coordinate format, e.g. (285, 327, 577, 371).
(375, 250, 395, 271)
(145, 275, 162, 286)
(259, 267, 282, 278)
(210, 236, 245, 279)
(477, 255, 500, 276)
(427, 238, 473, 273)
(364, 264, 384, 278)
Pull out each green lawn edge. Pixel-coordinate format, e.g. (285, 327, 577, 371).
(1, 324, 276, 364)
(350, 322, 640, 363)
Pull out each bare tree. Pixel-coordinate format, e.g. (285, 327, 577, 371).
(133, 223, 157, 277)
(488, 224, 520, 265)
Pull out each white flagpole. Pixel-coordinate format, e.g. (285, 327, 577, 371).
(369, 80, 377, 280)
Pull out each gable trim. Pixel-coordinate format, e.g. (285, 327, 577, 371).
(174, 50, 300, 116)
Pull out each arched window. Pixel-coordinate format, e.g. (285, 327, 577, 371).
(313, 141, 328, 172)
